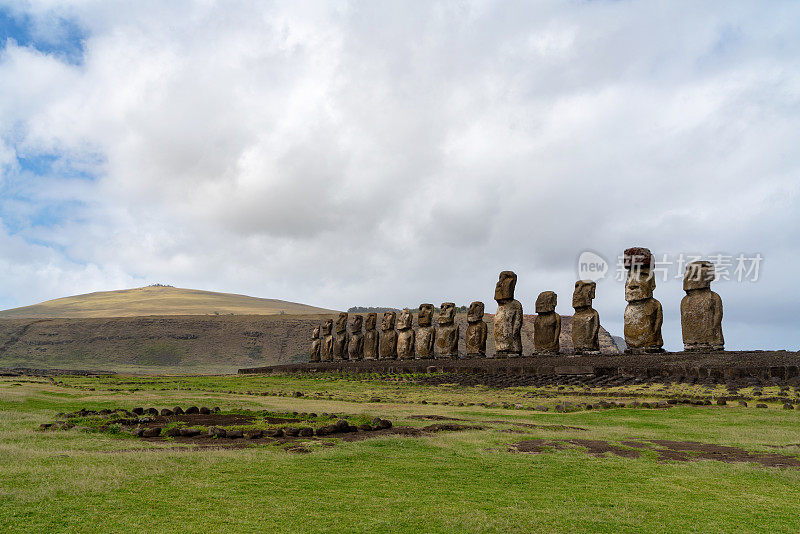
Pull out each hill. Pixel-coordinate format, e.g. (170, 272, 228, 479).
(0, 286, 337, 319)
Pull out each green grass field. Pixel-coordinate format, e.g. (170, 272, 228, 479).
(2, 374, 800, 533)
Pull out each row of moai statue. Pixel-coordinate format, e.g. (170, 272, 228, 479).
(309, 247, 724, 361)
(309, 271, 602, 361)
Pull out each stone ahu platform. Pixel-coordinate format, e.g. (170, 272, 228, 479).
(240, 351, 800, 385)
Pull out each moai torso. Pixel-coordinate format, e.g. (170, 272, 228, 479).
(623, 248, 664, 353)
(415, 304, 436, 359)
(534, 291, 560, 354)
(465, 301, 487, 357)
(397, 309, 416, 360)
(494, 271, 523, 357)
(572, 280, 600, 354)
(624, 298, 663, 350)
(572, 308, 600, 353)
(347, 315, 364, 361)
(333, 312, 349, 361)
(363, 313, 379, 360)
(435, 302, 459, 358)
(681, 261, 724, 351)
(378, 312, 398, 360)
(310, 326, 321, 362)
(321, 319, 334, 362)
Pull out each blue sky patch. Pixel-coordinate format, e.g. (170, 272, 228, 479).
(0, 7, 86, 65)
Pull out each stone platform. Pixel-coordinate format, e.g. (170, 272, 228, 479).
(240, 350, 800, 384)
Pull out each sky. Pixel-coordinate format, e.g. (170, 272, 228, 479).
(0, 0, 799, 351)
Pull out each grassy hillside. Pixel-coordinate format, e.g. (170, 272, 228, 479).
(0, 286, 337, 319)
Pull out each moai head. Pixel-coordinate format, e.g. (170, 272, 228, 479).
(398, 309, 413, 330)
(350, 314, 363, 334)
(467, 301, 485, 323)
(365, 313, 377, 331)
(381, 311, 396, 331)
(438, 302, 456, 325)
(572, 280, 596, 309)
(624, 247, 655, 302)
(494, 271, 517, 303)
(312, 326, 320, 340)
(335, 312, 348, 334)
(322, 318, 333, 335)
(535, 291, 557, 313)
(418, 304, 434, 327)
(683, 261, 715, 291)
(625, 269, 655, 302)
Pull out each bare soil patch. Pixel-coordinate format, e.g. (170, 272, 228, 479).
(510, 438, 800, 468)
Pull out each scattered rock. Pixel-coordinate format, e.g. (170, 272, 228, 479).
(199, 407, 210, 415)
(245, 430, 263, 439)
(185, 406, 200, 415)
(141, 427, 162, 438)
(132, 407, 144, 415)
(173, 406, 184, 415)
(160, 409, 174, 416)
(756, 403, 768, 409)
(227, 430, 243, 439)
(208, 427, 226, 438)
(299, 427, 314, 437)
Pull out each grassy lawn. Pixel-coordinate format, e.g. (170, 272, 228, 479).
(2, 374, 800, 533)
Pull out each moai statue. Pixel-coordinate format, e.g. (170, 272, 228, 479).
(416, 303, 436, 359)
(397, 309, 416, 360)
(572, 280, 600, 355)
(623, 247, 664, 353)
(332, 312, 349, 361)
(681, 261, 724, 351)
(435, 302, 459, 358)
(465, 301, 487, 358)
(347, 314, 365, 360)
(310, 326, 321, 362)
(493, 271, 523, 357)
(378, 311, 398, 360)
(363, 313, 379, 360)
(534, 291, 561, 354)
(321, 318, 334, 362)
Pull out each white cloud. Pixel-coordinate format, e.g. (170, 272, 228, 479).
(0, 0, 799, 350)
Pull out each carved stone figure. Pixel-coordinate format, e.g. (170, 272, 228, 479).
(435, 302, 459, 358)
(623, 247, 664, 353)
(397, 309, 416, 360)
(378, 311, 398, 360)
(363, 313, 379, 360)
(681, 261, 724, 351)
(310, 326, 321, 362)
(347, 314, 364, 360)
(465, 301, 487, 358)
(332, 312, 349, 360)
(534, 291, 561, 354)
(416, 303, 436, 359)
(572, 280, 600, 354)
(321, 318, 334, 362)
(493, 271, 523, 357)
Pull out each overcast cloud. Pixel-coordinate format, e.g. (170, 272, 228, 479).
(1, 0, 799, 351)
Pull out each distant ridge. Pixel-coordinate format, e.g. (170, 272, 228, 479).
(0, 286, 338, 319)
